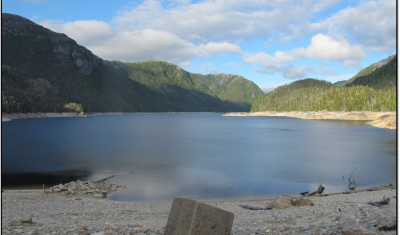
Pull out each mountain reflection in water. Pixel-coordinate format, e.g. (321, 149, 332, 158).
(2, 113, 396, 202)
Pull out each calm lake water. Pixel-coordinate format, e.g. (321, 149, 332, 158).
(2, 113, 396, 202)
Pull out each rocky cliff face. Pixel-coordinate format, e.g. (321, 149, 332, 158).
(50, 32, 101, 76)
(2, 13, 100, 77)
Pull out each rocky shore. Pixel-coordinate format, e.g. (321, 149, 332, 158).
(223, 111, 397, 130)
(1, 112, 128, 122)
(2, 185, 396, 235)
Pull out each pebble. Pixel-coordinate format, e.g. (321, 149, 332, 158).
(1, 188, 396, 235)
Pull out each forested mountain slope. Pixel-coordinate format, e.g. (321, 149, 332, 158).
(344, 55, 396, 86)
(251, 54, 396, 112)
(251, 78, 396, 112)
(344, 55, 397, 89)
(1, 13, 263, 113)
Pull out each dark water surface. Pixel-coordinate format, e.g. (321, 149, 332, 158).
(2, 113, 396, 202)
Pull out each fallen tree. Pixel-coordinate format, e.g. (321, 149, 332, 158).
(308, 184, 325, 196)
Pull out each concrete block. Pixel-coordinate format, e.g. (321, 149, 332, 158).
(165, 198, 234, 235)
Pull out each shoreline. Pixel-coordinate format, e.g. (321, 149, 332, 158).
(1, 186, 396, 234)
(1, 111, 221, 122)
(1, 112, 128, 121)
(224, 111, 397, 130)
(3, 111, 394, 129)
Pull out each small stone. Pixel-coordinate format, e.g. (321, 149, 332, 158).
(69, 184, 76, 191)
(8, 220, 21, 226)
(293, 199, 314, 207)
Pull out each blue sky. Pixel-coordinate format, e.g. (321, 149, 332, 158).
(2, 0, 396, 92)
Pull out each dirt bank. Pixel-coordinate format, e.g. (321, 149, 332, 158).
(224, 111, 396, 130)
(1, 112, 127, 121)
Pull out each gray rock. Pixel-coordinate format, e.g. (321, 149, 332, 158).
(165, 198, 234, 235)
(270, 195, 294, 209)
(293, 198, 314, 207)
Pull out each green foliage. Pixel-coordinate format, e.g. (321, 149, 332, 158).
(251, 79, 396, 112)
(345, 55, 397, 89)
(63, 102, 83, 112)
(109, 61, 264, 111)
(252, 55, 397, 112)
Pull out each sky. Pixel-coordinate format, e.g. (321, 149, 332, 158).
(2, 0, 397, 92)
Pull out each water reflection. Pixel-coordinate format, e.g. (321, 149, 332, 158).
(2, 169, 92, 189)
(1, 113, 396, 202)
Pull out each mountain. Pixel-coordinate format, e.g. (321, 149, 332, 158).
(343, 55, 396, 87)
(251, 78, 396, 112)
(344, 55, 397, 89)
(1, 13, 264, 113)
(251, 54, 397, 112)
(333, 80, 347, 87)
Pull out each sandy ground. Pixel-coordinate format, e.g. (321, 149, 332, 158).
(224, 111, 397, 130)
(1, 186, 397, 234)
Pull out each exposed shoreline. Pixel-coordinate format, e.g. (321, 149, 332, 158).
(2, 111, 396, 130)
(1, 111, 219, 122)
(1, 112, 128, 122)
(224, 111, 397, 130)
(1, 186, 396, 234)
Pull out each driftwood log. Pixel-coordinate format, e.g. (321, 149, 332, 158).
(308, 184, 325, 196)
(347, 166, 357, 190)
(300, 191, 309, 196)
(367, 196, 390, 206)
(379, 224, 397, 231)
(239, 205, 271, 210)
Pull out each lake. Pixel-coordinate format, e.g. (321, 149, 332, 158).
(1, 113, 396, 202)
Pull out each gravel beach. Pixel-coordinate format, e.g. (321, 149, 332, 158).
(1, 187, 396, 235)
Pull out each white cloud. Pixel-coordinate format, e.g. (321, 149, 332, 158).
(179, 61, 194, 68)
(254, 64, 283, 74)
(35, 0, 395, 78)
(199, 42, 241, 56)
(41, 20, 115, 46)
(283, 66, 316, 79)
(344, 60, 363, 69)
(322, 67, 338, 75)
(244, 51, 294, 64)
(88, 29, 198, 64)
(292, 33, 366, 60)
(322, 0, 396, 52)
(40, 20, 242, 65)
(112, 0, 341, 43)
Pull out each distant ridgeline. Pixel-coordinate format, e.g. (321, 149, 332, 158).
(251, 55, 397, 112)
(1, 13, 264, 113)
